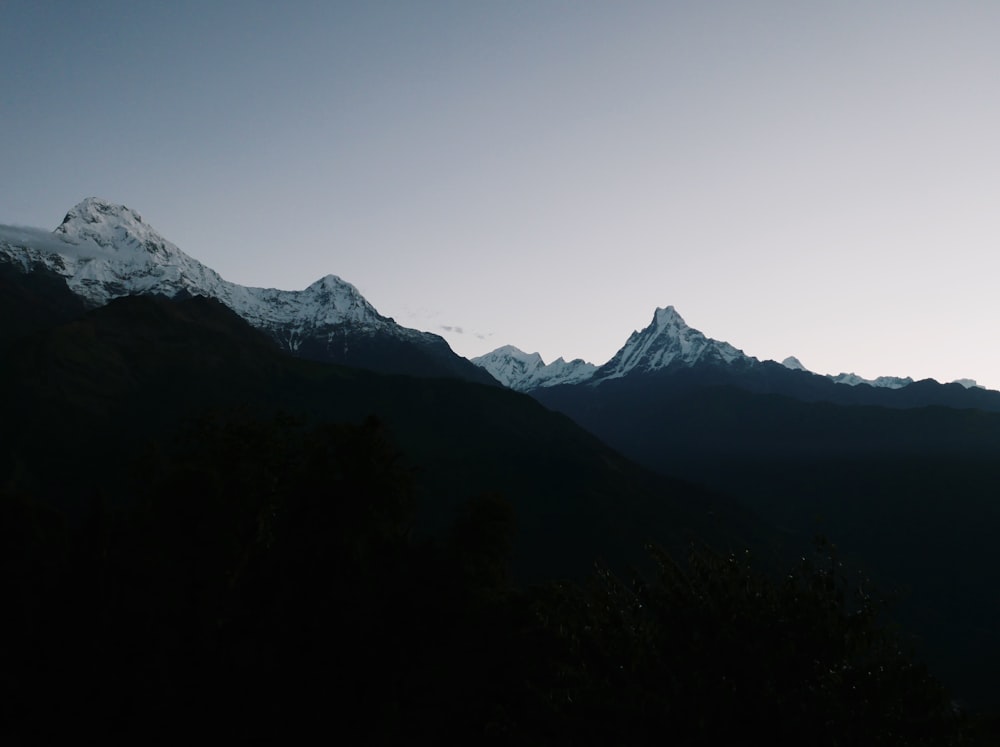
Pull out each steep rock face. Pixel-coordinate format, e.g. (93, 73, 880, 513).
(0, 198, 495, 383)
(472, 345, 597, 391)
(592, 306, 754, 381)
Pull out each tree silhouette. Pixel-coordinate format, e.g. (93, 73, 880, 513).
(0, 408, 987, 744)
(514, 539, 963, 746)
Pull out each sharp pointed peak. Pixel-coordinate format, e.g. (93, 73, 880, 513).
(307, 273, 351, 289)
(57, 197, 145, 230)
(651, 305, 689, 328)
(302, 274, 376, 312)
(593, 304, 752, 380)
(50, 197, 175, 255)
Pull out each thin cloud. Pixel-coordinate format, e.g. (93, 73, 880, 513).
(439, 325, 493, 342)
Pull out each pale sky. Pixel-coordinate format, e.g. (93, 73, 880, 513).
(3, 1, 1000, 389)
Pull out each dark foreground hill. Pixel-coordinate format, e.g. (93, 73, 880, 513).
(0, 262, 88, 341)
(1, 286, 993, 742)
(534, 368, 1000, 705)
(0, 291, 756, 580)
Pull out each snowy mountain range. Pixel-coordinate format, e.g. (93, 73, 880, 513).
(781, 357, 914, 390)
(476, 307, 981, 393)
(474, 306, 755, 391)
(0, 198, 495, 383)
(0, 197, 986, 394)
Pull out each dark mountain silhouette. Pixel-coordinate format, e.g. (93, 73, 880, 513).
(0, 262, 87, 342)
(0, 282, 758, 581)
(476, 304, 1000, 412)
(531, 364, 1000, 704)
(1, 267, 995, 742)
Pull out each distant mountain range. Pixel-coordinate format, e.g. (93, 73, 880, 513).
(474, 306, 985, 396)
(1, 197, 989, 398)
(0, 247, 753, 582)
(0, 198, 495, 384)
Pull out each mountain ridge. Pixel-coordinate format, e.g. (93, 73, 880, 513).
(474, 306, 990, 395)
(0, 198, 496, 384)
(1, 197, 990, 393)
(471, 344, 598, 391)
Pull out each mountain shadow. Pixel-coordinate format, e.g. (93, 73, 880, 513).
(532, 367, 1000, 705)
(0, 262, 87, 342)
(0, 292, 763, 582)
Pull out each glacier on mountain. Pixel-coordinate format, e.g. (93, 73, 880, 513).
(591, 306, 753, 381)
(471, 345, 597, 391)
(4, 198, 987, 392)
(826, 372, 914, 389)
(0, 198, 443, 353)
(481, 306, 984, 394)
(474, 306, 755, 391)
(780, 355, 914, 389)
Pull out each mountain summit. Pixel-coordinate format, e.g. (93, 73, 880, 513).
(41, 198, 387, 332)
(592, 306, 753, 381)
(473, 306, 755, 391)
(0, 198, 495, 383)
(55, 197, 161, 250)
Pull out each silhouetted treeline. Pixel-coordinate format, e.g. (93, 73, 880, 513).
(0, 411, 992, 743)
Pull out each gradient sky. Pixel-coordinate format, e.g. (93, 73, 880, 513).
(3, 1, 1000, 389)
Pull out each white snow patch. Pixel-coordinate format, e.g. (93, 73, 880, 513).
(0, 198, 439, 348)
(827, 372, 913, 389)
(593, 306, 754, 381)
(472, 346, 597, 391)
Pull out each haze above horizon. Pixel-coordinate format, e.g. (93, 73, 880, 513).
(3, 1, 999, 389)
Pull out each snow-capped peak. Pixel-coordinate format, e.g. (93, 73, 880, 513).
(58, 196, 142, 224)
(55, 197, 166, 252)
(593, 306, 753, 381)
(652, 305, 686, 328)
(781, 356, 915, 389)
(296, 274, 382, 321)
(308, 274, 351, 291)
(826, 372, 914, 389)
(472, 345, 597, 391)
(0, 198, 436, 352)
(952, 378, 983, 389)
(0, 198, 230, 307)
